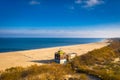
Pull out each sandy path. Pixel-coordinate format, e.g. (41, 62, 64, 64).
(0, 42, 109, 70)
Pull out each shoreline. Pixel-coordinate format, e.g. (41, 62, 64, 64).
(0, 40, 105, 54)
(0, 41, 109, 70)
(0, 38, 104, 53)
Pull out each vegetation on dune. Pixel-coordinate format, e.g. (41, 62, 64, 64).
(70, 38, 120, 80)
(0, 63, 91, 80)
(0, 38, 120, 80)
(0, 63, 75, 80)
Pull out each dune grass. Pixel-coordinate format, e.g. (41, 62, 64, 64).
(70, 38, 120, 80)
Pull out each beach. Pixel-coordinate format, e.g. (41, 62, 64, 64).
(0, 41, 109, 70)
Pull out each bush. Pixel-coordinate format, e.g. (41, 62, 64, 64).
(0, 63, 73, 80)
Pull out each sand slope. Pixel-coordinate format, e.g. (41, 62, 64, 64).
(0, 42, 109, 70)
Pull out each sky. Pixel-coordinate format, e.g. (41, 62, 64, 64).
(0, 0, 120, 38)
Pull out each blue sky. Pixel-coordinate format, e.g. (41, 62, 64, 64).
(0, 0, 120, 38)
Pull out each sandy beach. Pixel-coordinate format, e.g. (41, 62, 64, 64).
(0, 41, 109, 70)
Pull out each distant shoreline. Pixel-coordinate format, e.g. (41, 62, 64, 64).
(0, 38, 107, 54)
(0, 38, 104, 53)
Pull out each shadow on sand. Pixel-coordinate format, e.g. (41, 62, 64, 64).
(30, 59, 54, 64)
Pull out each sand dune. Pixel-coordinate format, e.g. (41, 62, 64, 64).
(0, 41, 109, 70)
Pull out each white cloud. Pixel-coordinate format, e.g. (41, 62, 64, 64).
(83, 0, 104, 8)
(0, 24, 120, 38)
(73, 0, 104, 10)
(29, 0, 40, 5)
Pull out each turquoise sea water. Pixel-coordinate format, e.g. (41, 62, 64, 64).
(0, 38, 104, 53)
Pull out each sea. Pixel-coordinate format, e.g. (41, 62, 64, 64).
(0, 38, 104, 53)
